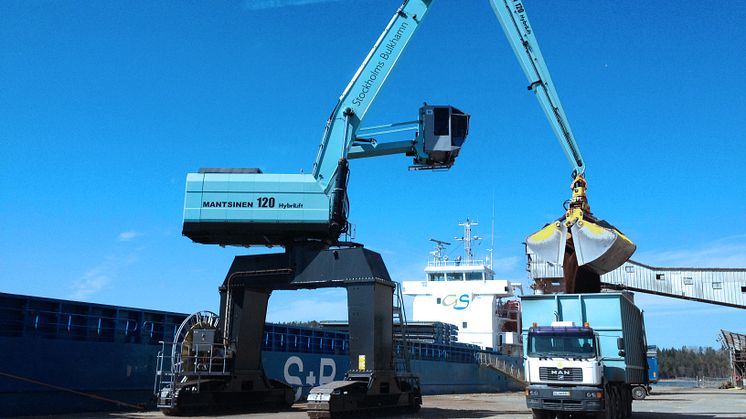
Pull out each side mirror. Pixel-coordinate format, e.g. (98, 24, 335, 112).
(617, 337, 625, 350)
(618, 350, 626, 357)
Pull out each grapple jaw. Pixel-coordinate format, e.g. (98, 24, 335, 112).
(526, 174, 636, 291)
(570, 216, 635, 275)
(526, 220, 567, 266)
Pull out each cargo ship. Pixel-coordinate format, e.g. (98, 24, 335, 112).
(1, 221, 523, 416)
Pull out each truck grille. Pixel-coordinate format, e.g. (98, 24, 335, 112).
(539, 367, 583, 382)
(543, 399, 584, 411)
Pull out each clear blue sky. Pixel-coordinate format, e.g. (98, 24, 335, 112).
(1, 0, 744, 349)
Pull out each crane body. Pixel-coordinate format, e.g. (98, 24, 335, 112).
(183, 0, 469, 247)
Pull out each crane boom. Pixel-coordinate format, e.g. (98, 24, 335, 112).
(313, 0, 434, 189)
(489, 0, 584, 175)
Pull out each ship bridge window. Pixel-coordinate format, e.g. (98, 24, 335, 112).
(466, 272, 483, 281)
(429, 273, 445, 281)
(446, 272, 463, 281)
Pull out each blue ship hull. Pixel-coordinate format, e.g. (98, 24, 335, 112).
(0, 292, 521, 417)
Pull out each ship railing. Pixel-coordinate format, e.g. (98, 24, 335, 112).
(427, 259, 487, 268)
(6, 305, 185, 343)
(478, 352, 526, 385)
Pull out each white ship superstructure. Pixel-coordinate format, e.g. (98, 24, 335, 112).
(402, 220, 522, 355)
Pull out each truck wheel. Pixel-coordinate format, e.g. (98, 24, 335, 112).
(623, 388, 633, 418)
(631, 386, 647, 400)
(532, 408, 555, 419)
(612, 385, 623, 419)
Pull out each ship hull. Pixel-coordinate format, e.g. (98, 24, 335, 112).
(0, 292, 521, 417)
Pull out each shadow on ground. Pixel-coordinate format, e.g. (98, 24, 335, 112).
(632, 413, 741, 419)
(389, 408, 523, 418)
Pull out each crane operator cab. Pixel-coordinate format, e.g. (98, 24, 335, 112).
(182, 104, 470, 248)
(414, 105, 469, 169)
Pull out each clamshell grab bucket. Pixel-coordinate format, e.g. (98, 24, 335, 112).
(570, 218, 636, 275)
(526, 221, 567, 266)
(526, 175, 636, 279)
(527, 217, 635, 277)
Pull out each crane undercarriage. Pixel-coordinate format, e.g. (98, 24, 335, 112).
(155, 245, 421, 417)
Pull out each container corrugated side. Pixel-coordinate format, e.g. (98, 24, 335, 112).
(521, 292, 648, 385)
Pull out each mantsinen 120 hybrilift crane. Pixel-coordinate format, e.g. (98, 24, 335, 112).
(156, 0, 635, 417)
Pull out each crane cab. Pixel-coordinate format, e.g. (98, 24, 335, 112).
(413, 105, 470, 169)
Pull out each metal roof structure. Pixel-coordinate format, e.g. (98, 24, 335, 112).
(718, 329, 746, 387)
(527, 251, 746, 309)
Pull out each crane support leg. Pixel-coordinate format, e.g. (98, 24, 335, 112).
(159, 246, 420, 416)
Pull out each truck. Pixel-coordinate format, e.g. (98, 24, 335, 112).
(521, 292, 648, 419)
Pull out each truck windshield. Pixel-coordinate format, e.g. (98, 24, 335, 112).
(528, 333, 595, 358)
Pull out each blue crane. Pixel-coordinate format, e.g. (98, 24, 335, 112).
(166, 1, 637, 416)
(182, 0, 633, 279)
(183, 0, 635, 286)
(182, 1, 468, 247)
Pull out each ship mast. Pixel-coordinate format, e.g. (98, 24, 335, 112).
(455, 219, 481, 264)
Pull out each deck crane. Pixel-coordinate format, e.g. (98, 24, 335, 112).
(160, 0, 636, 417)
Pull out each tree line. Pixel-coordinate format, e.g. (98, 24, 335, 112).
(657, 346, 730, 379)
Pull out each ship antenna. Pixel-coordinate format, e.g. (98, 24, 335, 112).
(429, 239, 450, 264)
(456, 219, 481, 264)
(489, 193, 495, 270)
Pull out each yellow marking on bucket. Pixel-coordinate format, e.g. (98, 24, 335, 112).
(528, 223, 560, 242)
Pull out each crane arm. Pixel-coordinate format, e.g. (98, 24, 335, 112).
(312, 0, 434, 190)
(494, 1, 635, 284)
(488, 0, 585, 175)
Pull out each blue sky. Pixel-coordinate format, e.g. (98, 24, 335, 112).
(1, 0, 744, 349)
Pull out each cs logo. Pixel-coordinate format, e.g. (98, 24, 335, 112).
(441, 293, 470, 310)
